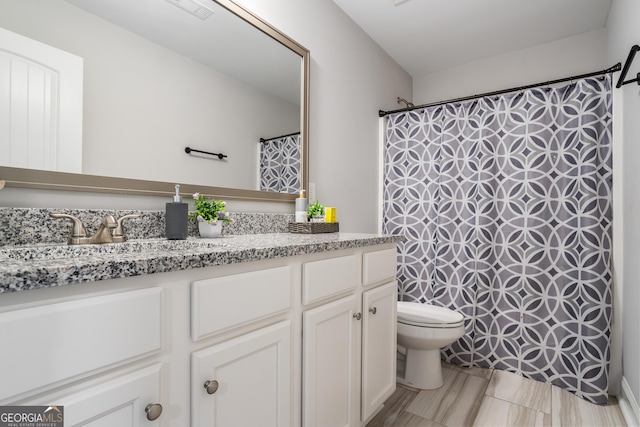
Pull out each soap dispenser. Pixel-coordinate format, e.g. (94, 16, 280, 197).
(166, 184, 188, 240)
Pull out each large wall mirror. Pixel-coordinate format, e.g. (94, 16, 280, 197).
(0, 0, 309, 202)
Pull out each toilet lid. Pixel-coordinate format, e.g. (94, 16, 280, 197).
(397, 302, 464, 327)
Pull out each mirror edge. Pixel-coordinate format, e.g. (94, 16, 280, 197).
(0, 166, 298, 202)
(0, 0, 310, 203)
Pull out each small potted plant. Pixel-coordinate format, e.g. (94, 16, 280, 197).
(307, 201, 325, 222)
(190, 193, 232, 238)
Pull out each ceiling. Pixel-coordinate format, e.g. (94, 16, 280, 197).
(332, 0, 613, 77)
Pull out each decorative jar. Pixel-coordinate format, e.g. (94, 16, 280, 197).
(198, 221, 222, 238)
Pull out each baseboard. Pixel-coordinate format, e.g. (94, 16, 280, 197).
(619, 376, 640, 427)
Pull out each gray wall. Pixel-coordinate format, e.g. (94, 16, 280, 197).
(233, 0, 413, 232)
(413, 29, 607, 104)
(607, 0, 640, 420)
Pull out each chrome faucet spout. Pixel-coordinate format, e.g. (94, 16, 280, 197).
(90, 215, 117, 244)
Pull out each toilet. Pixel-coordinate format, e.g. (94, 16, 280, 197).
(396, 301, 465, 389)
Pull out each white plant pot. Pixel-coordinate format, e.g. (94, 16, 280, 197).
(198, 221, 222, 238)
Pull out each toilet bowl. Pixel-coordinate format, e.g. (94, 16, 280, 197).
(396, 301, 464, 390)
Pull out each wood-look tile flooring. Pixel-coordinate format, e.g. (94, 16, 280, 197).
(366, 362, 627, 427)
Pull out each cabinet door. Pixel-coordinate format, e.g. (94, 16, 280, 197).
(303, 294, 360, 427)
(24, 363, 163, 427)
(361, 281, 397, 422)
(192, 321, 291, 427)
(0, 287, 163, 402)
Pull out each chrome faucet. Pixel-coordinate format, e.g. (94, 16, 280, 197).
(50, 213, 140, 245)
(91, 215, 117, 243)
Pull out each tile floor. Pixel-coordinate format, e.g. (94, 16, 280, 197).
(366, 362, 627, 427)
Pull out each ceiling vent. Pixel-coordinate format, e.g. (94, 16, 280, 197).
(165, 0, 215, 19)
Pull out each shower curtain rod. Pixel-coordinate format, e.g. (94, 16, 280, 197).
(259, 131, 300, 143)
(378, 62, 622, 117)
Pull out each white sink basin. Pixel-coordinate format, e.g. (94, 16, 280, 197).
(0, 239, 226, 262)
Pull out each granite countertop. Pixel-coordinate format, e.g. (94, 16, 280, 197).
(0, 233, 404, 293)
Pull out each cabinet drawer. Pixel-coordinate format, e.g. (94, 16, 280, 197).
(0, 287, 163, 402)
(363, 248, 397, 287)
(24, 363, 163, 427)
(191, 266, 292, 341)
(302, 254, 358, 305)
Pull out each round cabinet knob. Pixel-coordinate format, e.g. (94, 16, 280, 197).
(353, 312, 362, 321)
(369, 307, 377, 315)
(145, 403, 163, 421)
(204, 379, 219, 395)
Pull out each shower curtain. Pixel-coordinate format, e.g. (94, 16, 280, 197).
(382, 76, 613, 404)
(259, 133, 301, 193)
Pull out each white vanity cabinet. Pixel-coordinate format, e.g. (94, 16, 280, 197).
(0, 261, 296, 427)
(24, 363, 164, 427)
(360, 281, 397, 421)
(190, 266, 294, 427)
(0, 286, 165, 424)
(191, 321, 292, 427)
(302, 247, 398, 427)
(303, 294, 360, 427)
(0, 240, 398, 427)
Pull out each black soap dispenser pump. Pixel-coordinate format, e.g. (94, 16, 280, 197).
(166, 184, 188, 240)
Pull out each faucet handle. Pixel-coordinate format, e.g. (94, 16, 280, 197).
(112, 214, 140, 242)
(50, 213, 88, 244)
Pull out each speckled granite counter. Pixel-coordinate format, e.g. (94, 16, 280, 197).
(0, 233, 404, 293)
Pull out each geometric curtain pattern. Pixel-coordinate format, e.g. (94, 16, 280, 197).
(259, 133, 301, 193)
(382, 76, 613, 404)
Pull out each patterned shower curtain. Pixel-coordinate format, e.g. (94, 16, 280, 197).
(382, 76, 613, 404)
(259, 133, 301, 193)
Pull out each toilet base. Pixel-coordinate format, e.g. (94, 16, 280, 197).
(397, 348, 443, 390)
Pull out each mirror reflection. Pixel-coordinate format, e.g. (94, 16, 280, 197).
(0, 0, 303, 194)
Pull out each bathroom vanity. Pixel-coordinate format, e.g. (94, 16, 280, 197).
(0, 232, 401, 427)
